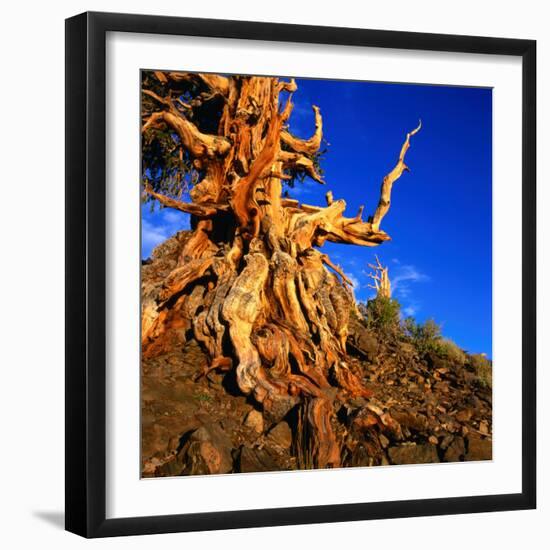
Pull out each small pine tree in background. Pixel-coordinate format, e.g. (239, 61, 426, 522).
(360, 295, 402, 336)
(402, 317, 444, 355)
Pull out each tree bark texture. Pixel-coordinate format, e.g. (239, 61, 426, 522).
(141, 73, 420, 469)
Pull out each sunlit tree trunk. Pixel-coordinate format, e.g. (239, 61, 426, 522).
(141, 72, 420, 468)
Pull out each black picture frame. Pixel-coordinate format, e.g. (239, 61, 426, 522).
(65, 11, 536, 538)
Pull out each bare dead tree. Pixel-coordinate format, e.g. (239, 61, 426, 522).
(367, 255, 392, 299)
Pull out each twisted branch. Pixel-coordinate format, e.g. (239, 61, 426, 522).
(371, 120, 422, 231)
(281, 105, 323, 155)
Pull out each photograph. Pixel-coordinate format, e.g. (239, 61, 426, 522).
(140, 70, 493, 477)
(0, 1, 541, 545)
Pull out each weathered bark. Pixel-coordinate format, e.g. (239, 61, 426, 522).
(141, 72, 420, 469)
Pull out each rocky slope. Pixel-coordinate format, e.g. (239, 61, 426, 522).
(141, 232, 492, 477)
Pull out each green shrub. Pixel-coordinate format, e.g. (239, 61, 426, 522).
(361, 296, 401, 333)
(469, 353, 492, 388)
(437, 338, 467, 366)
(403, 317, 443, 355)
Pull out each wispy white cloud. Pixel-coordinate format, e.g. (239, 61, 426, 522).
(162, 209, 186, 225)
(347, 273, 361, 290)
(286, 179, 321, 198)
(141, 208, 190, 257)
(391, 262, 429, 318)
(142, 219, 169, 251)
(403, 305, 418, 317)
(392, 264, 430, 296)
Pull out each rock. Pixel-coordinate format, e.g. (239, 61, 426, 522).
(456, 408, 473, 422)
(479, 420, 489, 435)
(444, 436, 465, 462)
(378, 411, 404, 440)
(466, 436, 492, 461)
(239, 446, 280, 473)
(348, 321, 379, 361)
(243, 409, 264, 433)
(266, 421, 292, 449)
(348, 397, 368, 409)
(357, 332, 379, 360)
(263, 394, 299, 425)
(426, 352, 449, 370)
(391, 410, 428, 432)
(461, 370, 477, 384)
(157, 455, 187, 477)
(220, 416, 239, 434)
(399, 342, 416, 356)
(388, 443, 439, 465)
(440, 434, 455, 450)
(180, 423, 233, 475)
(350, 443, 372, 467)
(141, 237, 494, 477)
(353, 409, 380, 430)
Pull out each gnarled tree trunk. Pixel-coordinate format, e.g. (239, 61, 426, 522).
(141, 72, 420, 469)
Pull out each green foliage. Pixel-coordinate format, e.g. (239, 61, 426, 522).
(282, 138, 329, 189)
(141, 128, 200, 208)
(358, 293, 483, 378)
(437, 338, 467, 366)
(194, 392, 213, 403)
(141, 70, 223, 206)
(360, 296, 401, 333)
(403, 317, 443, 355)
(141, 70, 329, 206)
(469, 354, 492, 388)
(403, 318, 470, 369)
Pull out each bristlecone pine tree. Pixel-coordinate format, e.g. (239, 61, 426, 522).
(141, 71, 421, 469)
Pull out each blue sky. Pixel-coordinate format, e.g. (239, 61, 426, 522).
(142, 77, 492, 356)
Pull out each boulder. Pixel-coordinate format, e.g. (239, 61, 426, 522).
(239, 446, 280, 473)
(266, 421, 293, 449)
(263, 394, 300, 426)
(350, 443, 371, 467)
(180, 422, 233, 475)
(243, 409, 264, 434)
(466, 436, 492, 461)
(391, 410, 428, 432)
(426, 352, 449, 370)
(388, 443, 439, 465)
(456, 408, 474, 422)
(348, 320, 379, 361)
(443, 436, 465, 462)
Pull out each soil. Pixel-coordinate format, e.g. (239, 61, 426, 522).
(141, 308, 492, 477)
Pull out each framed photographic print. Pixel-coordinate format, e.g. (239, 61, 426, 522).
(65, 11, 536, 538)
